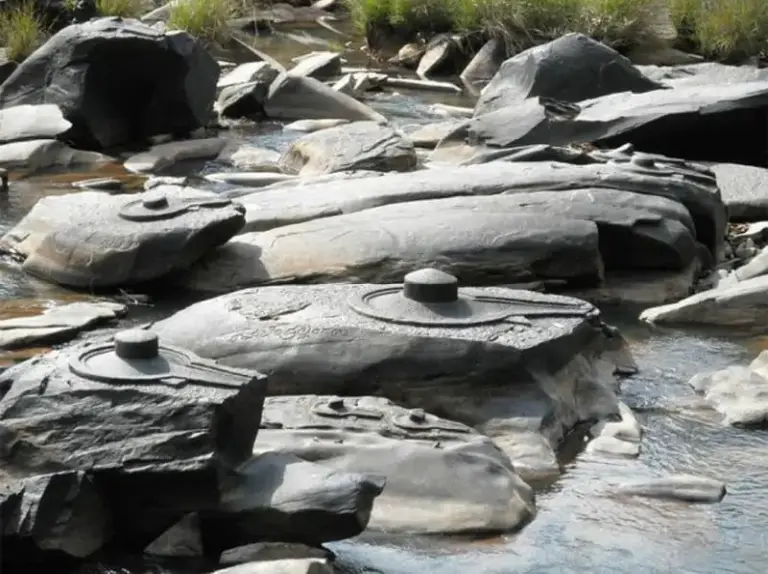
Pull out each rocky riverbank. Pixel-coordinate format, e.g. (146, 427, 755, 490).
(0, 10, 766, 574)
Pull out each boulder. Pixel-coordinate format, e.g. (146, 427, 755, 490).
(0, 329, 382, 562)
(0, 17, 219, 150)
(217, 73, 277, 120)
(252, 396, 536, 533)
(0, 300, 126, 350)
(263, 73, 387, 123)
(0, 104, 71, 144)
(688, 353, 768, 426)
(153, 268, 629, 480)
(230, 149, 723, 262)
(707, 163, 768, 222)
(0, 186, 245, 288)
(123, 138, 227, 173)
(222, 146, 281, 171)
(475, 33, 663, 116)
(0, 139, 111, 172)
(177, 199, 603, 292)
(460, 37, 506, 94)
(217, 62, 280, 91)
(616, 475, 726, 503)
(465, 80, 768, 165)
(278, 121, 417, 175)
(289, 51, 342, 81)
(416, 34, 466, 79)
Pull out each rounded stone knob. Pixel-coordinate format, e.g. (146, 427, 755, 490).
(408, 408, 427, 423)
(114, 329, 160, 360)
(631, 155, 655, 168)
(403, 269, 458, 303)
(142, 192, 169, 209)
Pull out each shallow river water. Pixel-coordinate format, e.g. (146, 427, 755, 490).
(1, 26, 767, 574)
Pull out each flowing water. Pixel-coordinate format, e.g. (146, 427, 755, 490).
(1, 24, 767, 574)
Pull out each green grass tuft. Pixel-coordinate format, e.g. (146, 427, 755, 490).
(348, 0, 768, 59)
(167, 0, 237, 43)
(95, 0, 148, 18)
(0, 1, 45, 62)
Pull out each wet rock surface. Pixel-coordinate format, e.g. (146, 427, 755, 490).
(0, 187, 246, 288)
(615, 475, 727, 503)
(0, 18, 219, 150)
(278, 121, 417, 175)
(154, 269, 627, 480)
(707, 163, 768, 222)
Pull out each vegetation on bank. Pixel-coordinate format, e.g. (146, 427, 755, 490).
(166, 0, 237, 43)
(347, 0, 768, 60)
(0, 1, 44, 61)
(93, 0, 146, 18)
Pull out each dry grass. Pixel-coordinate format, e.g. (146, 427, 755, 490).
(95, 0, 148, 17)
(0, 1, 44, 62)
(167, 0, 238, 42)
(348, 0, 768, 58)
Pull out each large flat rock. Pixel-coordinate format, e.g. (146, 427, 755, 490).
(254, 395, 535, 534)
(178, 198, 603, 293)
(233, 151, 723, 261)
(707, 163, 768, 222)
(153, 274, 630, 479)
(0, 186, 245, 288)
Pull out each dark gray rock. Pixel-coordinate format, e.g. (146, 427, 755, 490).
(0, 186, 245, 288)
(178, 198, 603, 292)
(263, 73, 386, 123)
(252, 396, 536, 532)
(0, 17, 219, 150)
(216, 62, 280, 120)
(278, 121, 417, 175)
(475, 33, 663, 116)
(220, 542, 332, 566)
(154, 270, 630, 480)
(218, 62, 280, 91)
(289, 51, 342, 81)
(417, 34, 465, 79)
(232, 149, 724, 262)
(465, 80, 768, 166)
(460, 37, 506, 94)
(708, 163, 768, 222)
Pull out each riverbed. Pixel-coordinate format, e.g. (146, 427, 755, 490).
(1, 23, 767, 574)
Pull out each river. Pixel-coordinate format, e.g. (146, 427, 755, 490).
(1, 23, 766, 574)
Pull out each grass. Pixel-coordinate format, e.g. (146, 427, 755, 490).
(167, 0, 238, 43)
(94, 0, 148, 18)
(0, 1, 44, 62)
(348, 0, 768, 59)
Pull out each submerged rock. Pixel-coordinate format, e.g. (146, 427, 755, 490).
(616, 475, 726, 503)
(178, 198, 603, 292)
(278, 121, 417, 175)
(0, 329, 382, 564)
(123, 138, 227, 173)
(466, 80, 768, 165)
(0, 17, 219, 150)
(0, 300, 126, 349)
(0, 187, 245, 288)
(263, 73, 386, 123)
(689, 353, 768, 426)
(154, 269, 628, 480)
(475, 33, 663, 116)
(254, 395, 535, 534)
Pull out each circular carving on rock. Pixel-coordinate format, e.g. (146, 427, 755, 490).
(390, 408, 471, 433)
(348, 268, 591, 327)
(119, 193, 233, 222)
(70, 329, 197, 384)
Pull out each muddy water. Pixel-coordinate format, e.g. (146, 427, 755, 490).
(0, 25, 766, 574)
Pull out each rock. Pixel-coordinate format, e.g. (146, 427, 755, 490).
(0, 18, 219, 150)
(218, 61, 280, 90)
(144, 513, 203, 558)
(402, 120, 465, 148)
(467, 80, 768, 166)
(591, 402, 643, 442)
(154, 268, 628, 481)
(0, 329, 268, 559)
(283, 119, 350, 133)
(688, 353, 768, 426)
(428, 103, 473, 118)
(626, 46, 704, 66)
(383, 76, 461, 93)
(390, 42, 424, 68)
(213, 450, 385, 547)
(0, 187, 245, 288)
(639, 274, 768, 333)
(123, 138, 227, 173)
(289, 51, 342, 80)
(178, 199, 603, 292)
(217, 81, 272, 120)
(249, 396, 536, 533)
(0, 300, 126, 349)
(212, 559, 332, 574)
(332, 72, 387, 98)
(475, 33, 663, 116)
(219, 543, 331, 566)
(278, 121, 417, 175)
(708, 163, 768, 222)
(223, 146, 281, 171)
(0, 139, 111, 172)
(585, 435, 641, 458)
(72, 177, 124, 192)
(416, 34, 465, 78)
(636, 62, 768, 88)
(263, 73, 386, 123)
(229, 149, 724, 263)
(616, 475, 726, 503)
(205, 172, 297, 188)
(460, 37, 506, 94)
(0, 104, 71, 144)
